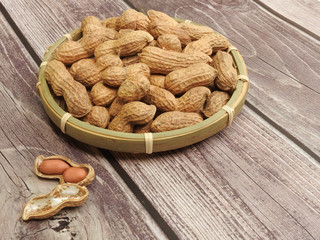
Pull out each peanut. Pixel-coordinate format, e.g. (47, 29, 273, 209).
(53, 16, 116, 65)
(90, 81, 117, 106)
(108, 101, 156, 132)
(101, 17, 119, 29)
(69, 58, 95, 77)
(144, 85, 177, 112)
(39, 160, 70, 175)
(126, 63, 151, 78)
(63, 167, 88, 183)
(157, 34, 182, 52)
(34, 155, 95, 187)
(101, 62, 150, 88)
(147, 10, 178, 26)
(183, 33, 229, 55)
(70, 54, 123, 87)
(165, 63, 217, 94)
(134, 120, 153, 133)
(139, 46, 213, 74)
(94, 30, 154, 58)
(82, 106, 110, 128)
(148, 40, 158, 47)
(148, 19, 191, 46)
(151, 111, 203, 132)
(117, 74, 150, 102)
(177, 86, 211, 112)
(121, 55, 140, 66)
(202, 91, 230, 118)
(150, 74, 166, 88)
(44, 60, 92, 117)
(117, 9, 150, 31)
(178, 22, 215, 40)
(109, 96, 126, 118)
(212, 50, 237, 91)
(101, 66, 127, 87)
(115, 29, 135, 39)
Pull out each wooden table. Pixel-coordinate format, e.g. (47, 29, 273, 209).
(1, 0, 319, 239)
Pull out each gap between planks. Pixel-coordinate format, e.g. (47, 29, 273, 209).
(252, 0, 320, 42)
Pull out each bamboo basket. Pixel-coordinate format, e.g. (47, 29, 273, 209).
(37, 19, 249, 153)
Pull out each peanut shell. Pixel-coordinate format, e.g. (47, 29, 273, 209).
(109, 96, 126, 118)
(213, 50, 237, 91)
(157, 34, 182, 52)
(148, 19, 191, 46)
(22, 183, 88, 221)
(101, 66, 127, 87)
(183, 33, 229, 55)
(139, 46, 213, 74)
(178, 22, 215, 40)
(165, 63, 217, 94)
(147, 10, 178, 26)
(202, 91, 230, 118)
(44, 60, 92, 117)
(177, 86, 211, 112)
(34, 155, 95, 187)
(108, 101, 156, 132)
(91, 81, 117, 106)
(94, 30, 154, 58)
(82, 106, 110, 128)
(151, 111, 203, 132)
(144, 85, 177, 112)
(150, 74, 166, 88)
(117, 74, 150, 102)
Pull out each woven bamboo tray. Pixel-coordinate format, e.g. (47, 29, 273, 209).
(37, 19, 249, 153)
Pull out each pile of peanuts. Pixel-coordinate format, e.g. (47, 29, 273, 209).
(44, 9, 237, 133)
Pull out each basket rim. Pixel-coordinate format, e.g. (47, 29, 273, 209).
(37, 19, 249, 153)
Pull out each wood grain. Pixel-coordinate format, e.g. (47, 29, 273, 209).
(1, 0, 320, 239)
(1, 0, 130, 58)
(0, 11, 166, 240)
(115, 107, 320, 239)
(126, 0, 320, 156)
(255, 0, 320, 39)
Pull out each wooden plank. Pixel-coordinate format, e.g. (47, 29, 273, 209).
(114, 107, 320, 239)
(0, 12, 167, 240)
(2, 0, 320, 239)
(1, 0, 130, 58)
(254, 0, 320, 39)
(125, 0, 320, 156)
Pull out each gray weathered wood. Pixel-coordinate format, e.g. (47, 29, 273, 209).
(256, 0, 320, 38)
(114, 106, 320, 239)
(1, 0, 320, 239)
(0, 10, 166, 240)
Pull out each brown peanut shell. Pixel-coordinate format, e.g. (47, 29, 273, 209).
(151, 111, 203, 132)
(213, 50, 237, 91)
(139, 46, 213, 74)
(91, 81, 117, 106)
(34, 155, 95, 186)
(177, 86, 211, 112)
(157, 34, 182, 52)
(82, 106, 110, 128)
(22, 183, 89, 221)
(202, 91, 230, 118)
(165, 63, 217, 94)
(144, 85, 177, 112)
(117, 74, 150, 102)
